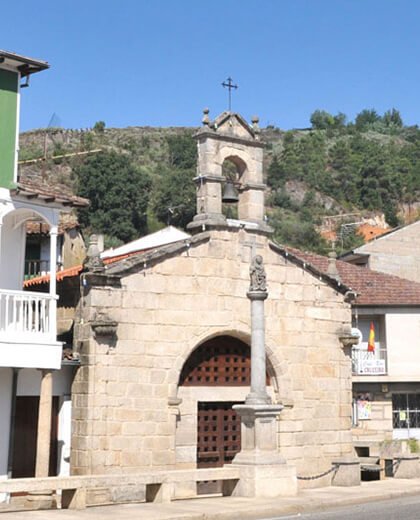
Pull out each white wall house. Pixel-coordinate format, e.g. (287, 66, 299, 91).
(339, 220, 420, 284)
(0, 50, 88, 498)
(288, 247, 420, 443)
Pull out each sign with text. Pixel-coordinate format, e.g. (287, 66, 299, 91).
(359, 359, 386, 375)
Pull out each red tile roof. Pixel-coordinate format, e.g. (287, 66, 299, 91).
(286, 247, 420, 306)
(22, 247, 155, 287)
(11, 180, 89, 208)
(26, 221, 80, 235)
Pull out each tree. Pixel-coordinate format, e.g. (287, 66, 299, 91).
(383, 108, 403, 128)
(74, 151, 151, 243)
(355, 109, 381, 131)
(333, 112, 347, 128)
(310, 110, 334, 130)
(267, 155, 284, 188)
(166, 133, 196, 169)
(383, 200, 401, 227)
(270, 211, 329, 255)
(151, 166, 196, 229)
(93, 121, 106, 133)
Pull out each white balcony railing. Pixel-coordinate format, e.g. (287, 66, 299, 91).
(352, 345, 387, 375)
(24, 260, 63, 280)
(0, 289, 56, 342)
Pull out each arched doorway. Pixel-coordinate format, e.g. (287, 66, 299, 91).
(177, 335, 273, 482)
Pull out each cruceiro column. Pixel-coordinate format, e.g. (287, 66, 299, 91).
(231, 255, 297, 497)
(246, 255, 271, 405)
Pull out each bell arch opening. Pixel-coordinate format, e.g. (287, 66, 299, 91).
(221, 156, 247, 220)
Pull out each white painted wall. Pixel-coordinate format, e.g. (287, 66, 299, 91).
(0, 215, 25, 290)
(57, 397, 72, 476)
(386, 313, 420, 379)
(17, 366, 75, 395)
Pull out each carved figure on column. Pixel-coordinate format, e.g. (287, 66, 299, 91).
(249, 255, 267, 292)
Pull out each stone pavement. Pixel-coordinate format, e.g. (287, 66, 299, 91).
(2, 478, 420, 520)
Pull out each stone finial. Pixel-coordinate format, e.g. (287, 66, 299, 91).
(202, 108, 210, 126)
(83, 234, 105, 273)
(251, 115, 261, 139)
(326, 250, 341, 282)
(249, 255, 267, 292)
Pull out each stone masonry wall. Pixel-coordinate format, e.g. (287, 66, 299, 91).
(71, 227, 353, 486)
(356, 221, 420, 283)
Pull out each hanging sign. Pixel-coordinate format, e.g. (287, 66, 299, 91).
(357, 394, 372, 420)
(359, 359, 386, 374)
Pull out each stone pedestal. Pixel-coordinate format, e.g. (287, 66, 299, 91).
(232, 463, 297, 498)
(331, 458, 360, 486)
(231, 404, 297, 497)
(393, 455, 420, 479)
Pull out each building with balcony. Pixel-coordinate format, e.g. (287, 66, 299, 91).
(289, 247, 420, 443)
(0, 50, 88, 495)
(24, 215, 86, 280)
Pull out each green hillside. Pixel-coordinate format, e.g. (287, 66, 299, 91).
(18, 108, 420, 253)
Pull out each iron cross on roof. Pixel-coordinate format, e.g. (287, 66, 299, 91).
(222, 77, 238, 112)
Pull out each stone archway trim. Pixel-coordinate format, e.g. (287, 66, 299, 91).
(169, 327, 291, 404)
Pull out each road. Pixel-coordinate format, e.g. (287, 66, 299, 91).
(274, 494, 420, 520)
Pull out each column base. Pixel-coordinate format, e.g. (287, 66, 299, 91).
(230, 403, 297, 496)
(229, 463, 297, 497)
(232, 450, 286, 465)
(244, 392, 272, 406)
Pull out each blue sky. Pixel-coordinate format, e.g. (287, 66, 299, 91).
(4, 1, 420, 131)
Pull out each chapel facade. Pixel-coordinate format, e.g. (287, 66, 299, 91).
(71, 109, 355, 489)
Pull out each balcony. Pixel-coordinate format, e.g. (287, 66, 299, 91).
(25, 259, 63, 280)
(352, 345, 387, 375)
(0, 289, 60, 369)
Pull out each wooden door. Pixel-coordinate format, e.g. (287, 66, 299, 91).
(197, 401, 241, 468)
(197, 401, 241, 494)
(12, 396, 59, 478)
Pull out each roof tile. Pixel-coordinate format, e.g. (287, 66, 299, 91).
(286, 246, 420, 306)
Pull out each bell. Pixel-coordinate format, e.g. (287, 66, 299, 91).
(222, 181, 239, 203)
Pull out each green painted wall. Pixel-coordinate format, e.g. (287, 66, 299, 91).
(0, 69, 18, 188)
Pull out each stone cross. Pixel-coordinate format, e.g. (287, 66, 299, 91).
(231, 255, 296, 499)
(221, 76, 238, 111)
(246, 255, 270, 405)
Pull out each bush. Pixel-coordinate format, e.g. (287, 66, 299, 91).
(93, 121, 106, 133)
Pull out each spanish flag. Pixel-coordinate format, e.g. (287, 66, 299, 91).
(368, 322, 375, 353)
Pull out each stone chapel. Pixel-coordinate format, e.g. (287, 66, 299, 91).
(71, 109, 356, 492)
